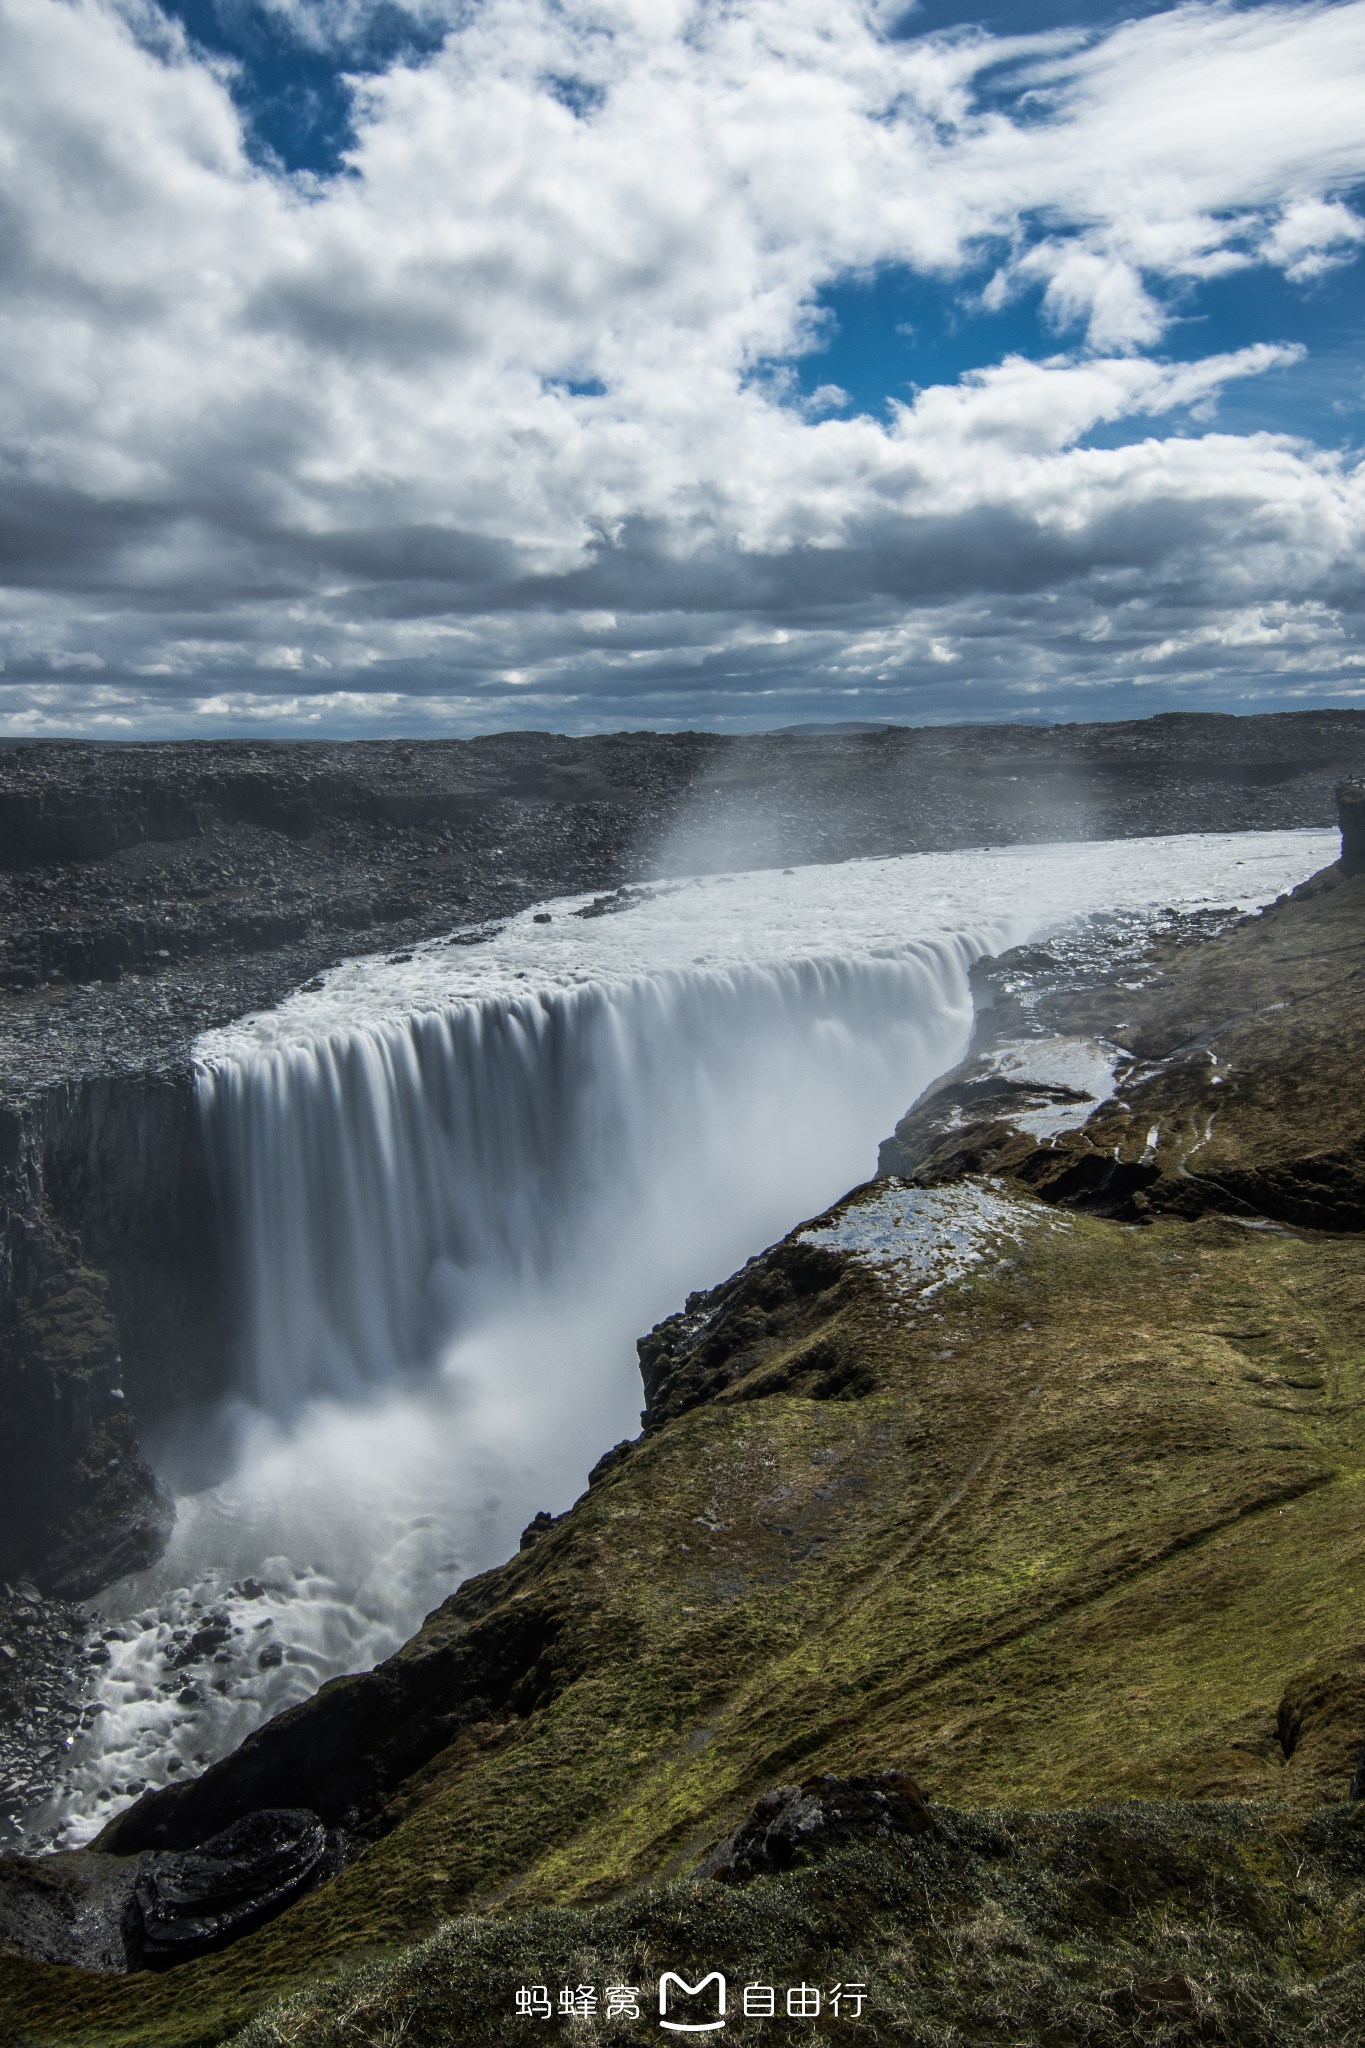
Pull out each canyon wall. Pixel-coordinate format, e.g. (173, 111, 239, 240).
(5, 712, 1365, 1599)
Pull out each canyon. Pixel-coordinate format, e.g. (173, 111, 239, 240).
(4, 715, 1365, 2044)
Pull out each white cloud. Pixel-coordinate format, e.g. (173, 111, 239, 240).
(949, 1, 1365, 345)
(1138, 598, 1349, 664)
(1265, 196, 1365, 279)
(0, 0, 1362, 732)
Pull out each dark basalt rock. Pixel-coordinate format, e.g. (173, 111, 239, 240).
(124, 1808, 329, 1970)
(637, 1238, 848, 1428)
(0, 1068, 211, 1601)
(697, 1770, 935, 1883)
(586, 1439, 635, 1486)
(0, 1807, 328, 1974)
(0, 1583, 92, 1842)
(0, 1845, 141, 1973)
(1336, 778, 1365, 874)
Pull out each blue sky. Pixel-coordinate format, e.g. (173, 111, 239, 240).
(163, 2, 1182, 177)
(161, 0, 1365, 446)
(1, 0, 1363, 735)
(799, 245, 1365, 447)
(158, 1, 446, 174)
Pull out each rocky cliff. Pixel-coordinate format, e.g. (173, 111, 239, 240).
(0, 1083, 182, 1601)
(4, 790, 1365, 2043)
(7, 723, 1365, 2043)
(4, 711, 1365, 1609)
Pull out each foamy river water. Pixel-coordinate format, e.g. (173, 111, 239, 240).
(30, 826, 1334, 1846)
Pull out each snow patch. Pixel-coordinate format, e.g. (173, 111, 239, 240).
(800, 1181, 1066, 1305)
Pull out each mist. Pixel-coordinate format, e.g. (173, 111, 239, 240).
(33, 827, 1334, 1847)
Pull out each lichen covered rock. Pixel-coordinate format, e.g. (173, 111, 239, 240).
(696, 1770, 935, 1882)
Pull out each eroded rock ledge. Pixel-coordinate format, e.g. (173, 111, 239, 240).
(4, 716, 1363, 1602)
(0, 1807, 332, 1974)
(881, 853, 1365, 1235)
(7, 745, 1365, 2040)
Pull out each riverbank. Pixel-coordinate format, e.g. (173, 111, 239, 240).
(3, 776, 1364, 2043)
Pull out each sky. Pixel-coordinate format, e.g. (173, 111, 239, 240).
(1, 0, 1363, 738)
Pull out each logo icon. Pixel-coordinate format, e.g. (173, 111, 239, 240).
(658, 1971, 727, 2032)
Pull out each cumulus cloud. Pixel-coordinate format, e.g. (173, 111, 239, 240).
(1264, 196, 1365, 279)
(0, 0, 1362, 733)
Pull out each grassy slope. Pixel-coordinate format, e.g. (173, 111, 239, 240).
(6, 866, 1365, 2045)
(228, 1805, 1365, 2048)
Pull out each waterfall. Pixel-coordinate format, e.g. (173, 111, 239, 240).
(37, 827, 1338, 1848)
(198, 939, 985, 1414)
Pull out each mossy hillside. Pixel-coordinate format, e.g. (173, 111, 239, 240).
(10, 1188, 1365, 2045)
(20, 1802, 1365, 2047)
(228, 1803, 1365, 2047)
(273, 1205, 1365, 1917)
(7, 860, 1365, 2045)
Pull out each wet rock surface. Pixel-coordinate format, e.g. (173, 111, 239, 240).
(126, 1807, 331, 1970)
(0, 1585, 92, 1840)
(0, 1806, 329, 1973)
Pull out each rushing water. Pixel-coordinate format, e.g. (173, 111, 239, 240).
(200, 947, 984, 1411)
(35, 828, 1335, 1844)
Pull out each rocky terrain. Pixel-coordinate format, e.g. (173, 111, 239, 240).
(0, 1589, 91, 1840)
(5, 713, 1364, 1062)
(0, 712, 1357, 1791)
(4, 711, 1365, 1598)
(3, 748, 1365, 2042)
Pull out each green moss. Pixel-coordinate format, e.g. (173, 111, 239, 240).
(10, 874, 1365, 2043)
(222, 1804, 1365, 2047)
(10, 1200, 1365, 2045)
